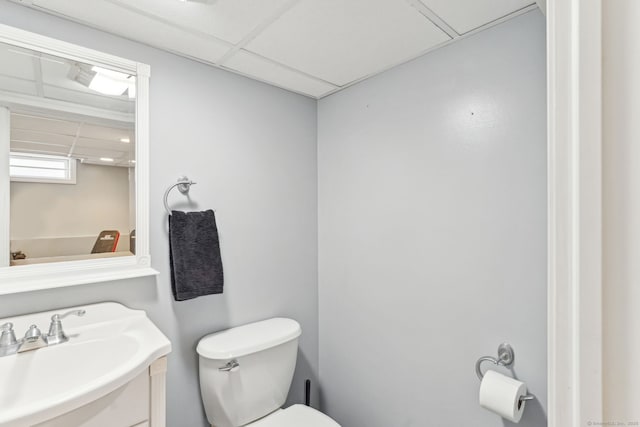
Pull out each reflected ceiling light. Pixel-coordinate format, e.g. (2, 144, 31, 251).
(120, 137, 130, 143)
(89, 66, 130, 96)
(100, 157, 114, 162)
(69, 64, 135, 97)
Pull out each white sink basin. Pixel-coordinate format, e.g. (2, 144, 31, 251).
(0, 302, 171, 426)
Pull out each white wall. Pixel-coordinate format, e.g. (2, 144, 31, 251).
(0, 2, 319, 426)
(10, 162, 131, 256)
(603, 1, 640, 422)
(317, 11, 547, 427)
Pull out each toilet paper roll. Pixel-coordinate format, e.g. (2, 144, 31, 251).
(479, 370, 528, 423)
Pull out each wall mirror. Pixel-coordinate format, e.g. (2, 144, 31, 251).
(0, 24, 156, 294)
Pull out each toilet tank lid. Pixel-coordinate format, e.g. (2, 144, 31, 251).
(197, 318, 301, 359)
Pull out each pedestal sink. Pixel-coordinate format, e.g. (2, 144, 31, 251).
(0, 302, 171, 427)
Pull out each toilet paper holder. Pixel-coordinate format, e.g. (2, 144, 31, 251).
(476, 343, 535, 404)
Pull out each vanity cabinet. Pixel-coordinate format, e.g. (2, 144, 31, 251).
(33, 358, 167, 427)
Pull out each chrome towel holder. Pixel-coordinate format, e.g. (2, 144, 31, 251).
(476, 343, 535, 404)
(164, 176, 197, 216)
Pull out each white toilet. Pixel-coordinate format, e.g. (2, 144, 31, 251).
(197, 318, 340, 427)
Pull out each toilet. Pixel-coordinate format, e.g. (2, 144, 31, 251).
(197, 318, 340, 427)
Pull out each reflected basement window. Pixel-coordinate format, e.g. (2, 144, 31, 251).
(9, 152, 76, 184)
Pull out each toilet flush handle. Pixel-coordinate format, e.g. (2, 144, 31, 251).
(219, 359, 240, 372)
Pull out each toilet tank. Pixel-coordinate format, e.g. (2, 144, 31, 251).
(197, 318, 302, 427)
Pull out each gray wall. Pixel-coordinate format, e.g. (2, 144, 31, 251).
(317, 11, 547, 427)
(0, 3, 548, 427)
(0, 2, 319, 426)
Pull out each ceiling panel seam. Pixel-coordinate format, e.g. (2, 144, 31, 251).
(404, 0, 459, 38)
(103, 0, 234, 47)
(216, 0, 301, 66)
(67, 121, 82, 157)
(458, 3, 538, 35)
(31, 56, 44, 97)
(222, 49, 340, 89)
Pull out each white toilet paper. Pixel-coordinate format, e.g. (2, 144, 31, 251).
(478, 370, 528, 423)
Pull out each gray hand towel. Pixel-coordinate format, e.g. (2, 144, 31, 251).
(169, 209, 223, 301)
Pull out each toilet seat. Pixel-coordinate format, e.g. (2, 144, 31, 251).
(249, 405, 340, 427)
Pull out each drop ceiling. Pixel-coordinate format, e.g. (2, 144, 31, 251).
(11, 112, 135, 167)
(11, 0, 540, 99)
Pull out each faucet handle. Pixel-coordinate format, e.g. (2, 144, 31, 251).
(23, 325, 42, 341)
(0, 323, 18, 347)
(51, 309, 86, 322)
(47, 309, 86, 346)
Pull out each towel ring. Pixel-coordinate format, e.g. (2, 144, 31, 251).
(164, 176, 197, 216)
(476, 343, 535, 404)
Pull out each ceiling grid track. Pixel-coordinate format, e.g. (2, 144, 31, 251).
(404, 0, 459, 38)
(216, 0, 300, 66)
(67, 121, 83, 158)
(460, 3, 539, 35)
(103, 0, 234, 47)
(31, 55, 44, 97)
(221, 50, 340, 90)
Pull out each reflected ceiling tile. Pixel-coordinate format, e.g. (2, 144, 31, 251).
(0, 43, 37, 80)
(32, 0, 230, 63)
(72, 146, 122, 158)
(11, 114, 79, 136)
(74, 138, 124, 150)
(43, 86, 134, 113)
(245, 0, 450, 86)
(11, 130, 76, 147)
(0, 75, 38, 97)
(418, 0, 534, 34)
(224, 50, 337, 98)
(10, 141, 71, 155)
(80, 123, 133, 141)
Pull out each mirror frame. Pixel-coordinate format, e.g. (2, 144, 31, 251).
(0, 24, 157, 295)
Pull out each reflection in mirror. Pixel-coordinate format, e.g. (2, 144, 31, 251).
(0, 41, 136, 266)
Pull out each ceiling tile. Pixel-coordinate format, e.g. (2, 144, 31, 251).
(32, 0, 231, 63)
(17, 0, 535, 98)
(224, 51, 337, 98)
(419, 0, 534, 34)
(245, 0, 450, 86)
(109, 0, 294, 45)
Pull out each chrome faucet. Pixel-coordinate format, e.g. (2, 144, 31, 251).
(0, 309, 86, 357)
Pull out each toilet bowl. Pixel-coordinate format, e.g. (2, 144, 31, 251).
(197, 318, 340, 427)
